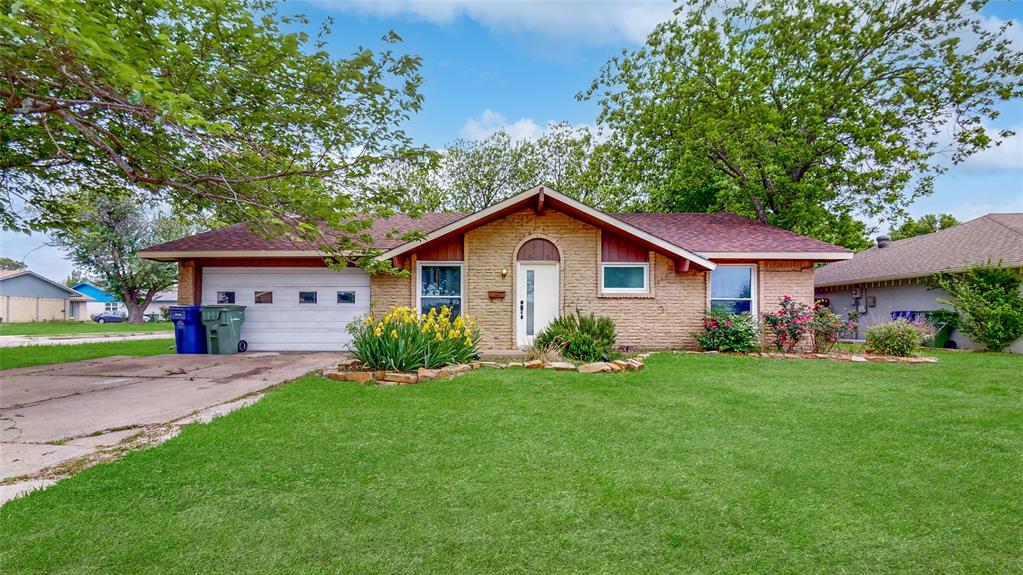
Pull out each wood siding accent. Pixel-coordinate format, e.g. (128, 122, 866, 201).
(516, 238, 560, 261)
(602, 232, 648, 262)
(415, 235, 464, 261)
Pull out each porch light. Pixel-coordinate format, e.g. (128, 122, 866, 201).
(500, 268, 508, 278)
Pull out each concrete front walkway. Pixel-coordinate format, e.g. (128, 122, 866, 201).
(1, 352, 341, 500)
(0, 332, 174, 348)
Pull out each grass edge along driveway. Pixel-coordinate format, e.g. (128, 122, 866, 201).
(1, 351, 1020, 574)
(0, 321, 173, 337)
(0, 338, 174, 370)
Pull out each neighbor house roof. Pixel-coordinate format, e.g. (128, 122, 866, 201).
(815, 213, 1023, 287)
(139, 187, 851, 266)
(1, 270, 89, 297)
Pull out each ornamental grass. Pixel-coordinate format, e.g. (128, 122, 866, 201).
(346, 306, 480, 371)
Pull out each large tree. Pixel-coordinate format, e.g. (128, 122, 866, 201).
(583, 0, 1022, 247)
(889, 213, 960, 240)
(2, 0, 427, 262)
(51, 192, 194, 323)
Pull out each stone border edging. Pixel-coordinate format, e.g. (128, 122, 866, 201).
(677, 350, 939, 364)
(324, 355, 650, 386)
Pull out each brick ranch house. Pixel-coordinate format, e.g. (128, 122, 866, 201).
(139, 187, 851, 351)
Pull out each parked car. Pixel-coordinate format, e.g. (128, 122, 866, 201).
(92, 311, 127, 323)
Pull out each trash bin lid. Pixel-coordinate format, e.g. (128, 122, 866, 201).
(202, 304, 247, 311)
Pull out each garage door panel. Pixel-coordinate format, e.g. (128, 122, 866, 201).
(201, 267, 370, 351)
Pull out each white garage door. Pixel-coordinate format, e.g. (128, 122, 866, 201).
(201, 267, 370, 351)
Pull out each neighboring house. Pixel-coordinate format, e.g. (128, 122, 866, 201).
(0, 270, 92, 323)
(139, 186, 851, 351)
(71, 281, 179, 319)
(815, 213, 1023, 352)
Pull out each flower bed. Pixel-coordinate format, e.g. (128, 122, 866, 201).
(678, 350, 938, 364)
(324, 355, 649, 386)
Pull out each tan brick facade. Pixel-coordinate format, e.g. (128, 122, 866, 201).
(757, 259, 816, 351)
(177, 260, 196, 305)
(369, 208, 711, 350)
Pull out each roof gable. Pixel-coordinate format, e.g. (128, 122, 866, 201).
(72, 282, 118, 302)
(376, 187, 718, 270)
(1, 270, 85, 297)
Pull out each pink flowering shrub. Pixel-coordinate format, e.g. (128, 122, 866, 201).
(762, 295, 813, 352)
(694, 311, 759, 352)
(811, 300, 858, 353)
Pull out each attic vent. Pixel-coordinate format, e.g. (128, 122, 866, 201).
(876, 235, 891, 248)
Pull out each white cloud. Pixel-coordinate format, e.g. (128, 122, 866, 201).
(960, 124, 1023, 172)
(458, 108, 603, 142)
(459, 109, 544, 140)
(312, 0, 675, 44)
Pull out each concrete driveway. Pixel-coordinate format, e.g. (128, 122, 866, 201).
(1, 352, 340, 485)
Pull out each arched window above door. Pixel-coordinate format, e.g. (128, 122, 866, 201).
(516, 238, 560, 261)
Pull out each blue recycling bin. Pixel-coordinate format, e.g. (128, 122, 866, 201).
(169, 305, 207, 354)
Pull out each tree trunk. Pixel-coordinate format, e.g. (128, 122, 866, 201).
(123, 290, 158, 323)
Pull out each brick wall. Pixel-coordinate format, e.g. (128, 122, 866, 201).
(177, 260, 196, 305)
(462, 208, 707, 350)
(369, 263, 413, 318)
(757, 259, 815, 351)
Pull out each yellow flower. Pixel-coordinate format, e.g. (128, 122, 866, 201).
(363, 315, 374, 325)
(390, 329, 398, 339)
(454, 315, 465, 329)
(435, 331, 443, 341)
(373, 326, 384, 337)
(448, 329, 460, 340)
(463, 336, 472, 346)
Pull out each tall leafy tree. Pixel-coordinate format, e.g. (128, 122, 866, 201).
(441, 131, 540, 212)
(583, 0, 1022, 248)
(2, 0, 428, 264)
(51, 192, 196, 323)
(889, 213, 960, 240)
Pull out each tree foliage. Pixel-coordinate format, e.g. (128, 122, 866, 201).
(372, 125, 629, 214)
(0, 256, 26, 270)
(51, 191, 196, 323)
(889, 213, 960, 240)
(2, 0, 428, 264)
(935, 262, 1023, 351)
(583, 0, 1023, 248)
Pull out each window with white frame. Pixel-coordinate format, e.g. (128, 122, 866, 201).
(710, 265, 756, 314)
(418, 263, 463, 316)
(104, 302, 120, 312)
(601, 263, 649, 293)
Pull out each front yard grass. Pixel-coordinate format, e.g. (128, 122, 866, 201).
(0, 339, 174, 370)
(0, 320, 173, 337)
(2, 351, 1020, 574)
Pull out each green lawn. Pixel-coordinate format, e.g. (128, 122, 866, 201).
(0, 320, 173, 337)
(2, 352, 1021, 574)
(0, 339, 175, 370)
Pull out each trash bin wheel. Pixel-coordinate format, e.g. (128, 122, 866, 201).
(237, 340, 248, 353)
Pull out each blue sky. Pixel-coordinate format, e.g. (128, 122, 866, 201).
(4, 0, 1021, 280)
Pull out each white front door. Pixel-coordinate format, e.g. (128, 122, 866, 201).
(516, 262, 560, 347)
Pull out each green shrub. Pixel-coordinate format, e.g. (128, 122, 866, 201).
(812, 301, 858, 353)
(935, 262, 1023, 351)
(866, 319, 933, 357)
(346, 306, 480, 371)
(694, 311, 759, 352)
(534, 309, 617, 362)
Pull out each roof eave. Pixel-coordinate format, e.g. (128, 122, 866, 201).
(701, 251, 853, 261)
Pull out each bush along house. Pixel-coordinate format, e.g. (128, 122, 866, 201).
(138, 187, 851, 352)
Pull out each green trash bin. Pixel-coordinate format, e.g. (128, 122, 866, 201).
(922, 310, 956, 348)
(200, 305, 248, 354)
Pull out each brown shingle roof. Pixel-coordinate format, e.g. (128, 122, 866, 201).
(143, 210, 848, 258)
(815, 213, 1023, 287)
(613, 212, 848, 253)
